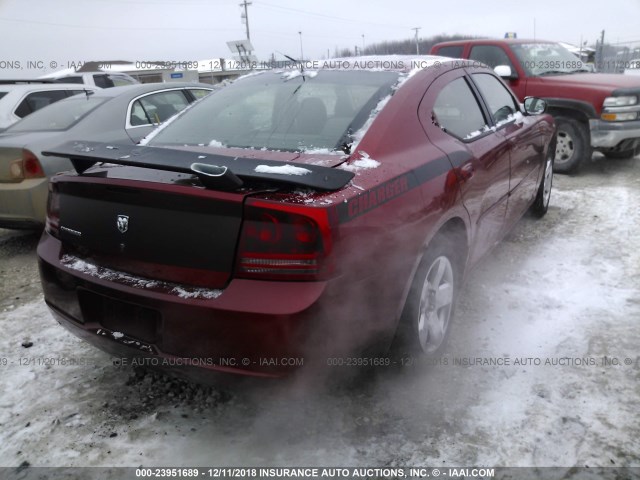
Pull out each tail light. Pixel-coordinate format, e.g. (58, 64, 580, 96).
(9, 150, 45, 180)
(45, 181, 60, 237)
(235, 199, 335, 281)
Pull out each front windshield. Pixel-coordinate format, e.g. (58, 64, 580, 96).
(7, 95, 107, 132)
(511, 43, 587, 76)
(148, 70, 399, 152)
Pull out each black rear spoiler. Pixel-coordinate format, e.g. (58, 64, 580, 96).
(42, 141, 354, 191)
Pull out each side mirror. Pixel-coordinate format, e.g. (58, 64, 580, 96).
(494, 65, 517, 80)
(523, 97, 547, 115)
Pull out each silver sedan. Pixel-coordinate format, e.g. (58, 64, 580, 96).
(0, 82, 214, 229)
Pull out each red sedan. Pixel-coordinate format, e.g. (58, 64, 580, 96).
(37, 57, 555, 378)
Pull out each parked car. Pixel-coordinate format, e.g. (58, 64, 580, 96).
(431, 39, 640, 172)
(0, 82, 213, 229)
(37, 58, 555, 379)
(0, 81, 99, 130)
(49, 71, 140, 88)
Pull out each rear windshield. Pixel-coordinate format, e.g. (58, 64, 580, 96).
(7, 95, 108, 132)
(148, 70, 399, 152)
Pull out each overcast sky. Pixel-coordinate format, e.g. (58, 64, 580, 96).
(1, 0, 639, 77)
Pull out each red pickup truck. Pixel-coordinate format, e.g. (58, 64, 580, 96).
(431, 39, 640, 173)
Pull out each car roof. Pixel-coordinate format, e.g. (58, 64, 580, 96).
(87, 82, 215, 99)
(0, 83, 100, 92)
(435, 38, 556, 46)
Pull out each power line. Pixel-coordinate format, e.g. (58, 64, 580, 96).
(253, 1, 411, 30)
(0, 16, 238, 31)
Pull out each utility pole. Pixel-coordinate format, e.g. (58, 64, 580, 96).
(362, 34, 365, 54)
(239, 0, 252, 41)
(412, 27, 421, 55)
(298, 31, 304, 61)
(598, 29, 605, 72)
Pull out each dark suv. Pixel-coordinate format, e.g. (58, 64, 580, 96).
(431, 39, 640, 172)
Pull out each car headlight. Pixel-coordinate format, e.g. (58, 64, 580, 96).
(603, 95, 638, 107)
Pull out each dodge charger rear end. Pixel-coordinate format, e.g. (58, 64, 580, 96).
(37, 58, 556, 378)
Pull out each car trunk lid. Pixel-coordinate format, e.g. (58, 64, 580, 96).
(46, 142, 353, 289)
(55, 176, 247, 289)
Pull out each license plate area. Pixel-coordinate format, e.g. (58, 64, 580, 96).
(78, 289, 161, 343)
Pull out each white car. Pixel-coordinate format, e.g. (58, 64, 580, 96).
(0, 81, 100, 130)
(50, 71, 139, 88)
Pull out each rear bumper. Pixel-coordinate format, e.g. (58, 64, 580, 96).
(0, 178, 48, 229)
(37, 232, 347, 378)
(589, 118, 640, 149)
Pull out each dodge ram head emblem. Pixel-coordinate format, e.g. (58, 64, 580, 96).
(117, 215, 129, 233)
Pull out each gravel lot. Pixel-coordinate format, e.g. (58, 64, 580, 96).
(1, 153, 639, 476)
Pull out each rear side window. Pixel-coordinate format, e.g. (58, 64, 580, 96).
(110, 75, 137, 86)
(8, 96, 107, 132)
(53, 76, 84, 84)
(436, 46, 464, 58)
(471, 73, 519, 124)
(433, 77, 487, 140)
(129, 90, 190, 126)
(0, 92, 7, 100)
(93, 75, 114, 88)
(14, 90, 69, 118)
(68, 90, 92, 96)
(469, 45, 515, 70)
(190, 89, 212, 100)
(93, 74, 136, 88)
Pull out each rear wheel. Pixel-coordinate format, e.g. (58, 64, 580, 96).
(553, 117, 590, 174)
(531, 147, 554, 217)
(393, 238, 459, 358)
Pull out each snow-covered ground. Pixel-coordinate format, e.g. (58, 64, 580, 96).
(1, 153, 639, 473)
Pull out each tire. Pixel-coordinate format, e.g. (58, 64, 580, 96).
(392, 238, 459, 359)
(531, 146, 554, 217)
(603, 148, 638, 160)
(553, 117, 591, 174)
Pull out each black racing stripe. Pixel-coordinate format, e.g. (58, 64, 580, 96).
(337, 156, 453, 223)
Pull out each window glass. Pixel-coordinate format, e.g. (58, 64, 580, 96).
(14, 90, 69, 118)
(190, 89, 212, 100)
(93, 75, 115, 88)
(511, 43, 586, 75)
(130, 100, 152, 126)
(436, 46, 464, 59)
(68, 90, 92, 97)
(53, 76, 84, 84)
(469, 45, 515, 70)
(135, 90, 190, 125)
(110, 75, 137, 86)
(472, 73, 519, 124)
(433, 77, 487, 140)
(0, 92, 7, 100)
(8, 96, 107, 132)
(148, 70, 399, 152)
